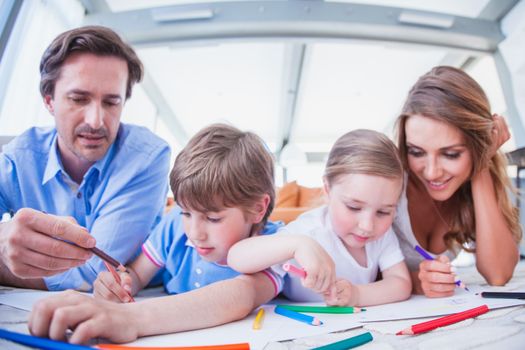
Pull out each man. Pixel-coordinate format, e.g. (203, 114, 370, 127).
(0, 26, 170, 291)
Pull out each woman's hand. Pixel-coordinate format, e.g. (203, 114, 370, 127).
(488, 114, 510, 159)
(418, 255, 457, 298)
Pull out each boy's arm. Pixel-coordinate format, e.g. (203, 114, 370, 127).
(29, 272, 276, 344)
(327, 261, 412, 307)
(228, 234, 335, 293)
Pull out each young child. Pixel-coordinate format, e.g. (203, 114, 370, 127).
(28, 123, 335, 344)
(228, 129, 412, 306)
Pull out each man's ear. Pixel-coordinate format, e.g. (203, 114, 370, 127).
(43, 95, 54, 115)
(252, 194, 271, 223)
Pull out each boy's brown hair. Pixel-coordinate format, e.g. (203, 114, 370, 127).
(170, 123, 275, 233)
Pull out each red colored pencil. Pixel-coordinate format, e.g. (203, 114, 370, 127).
(396, 304, 489, 335)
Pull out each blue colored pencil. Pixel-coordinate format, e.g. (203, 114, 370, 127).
(274, 305, 323, 326)
(0, 328, 94, 350)
(414, 245, 469, 291)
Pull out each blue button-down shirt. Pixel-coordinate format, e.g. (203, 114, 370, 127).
(0, 124, 170, 291)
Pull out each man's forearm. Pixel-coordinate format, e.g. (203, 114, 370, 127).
(0, 259, 47, 289)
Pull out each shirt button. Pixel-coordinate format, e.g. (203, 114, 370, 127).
(194, 282, 201, 288)
(196, 268, 202, 274)
(76, 193, 82, 199)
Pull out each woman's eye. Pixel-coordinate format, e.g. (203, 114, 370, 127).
(444, 152, 461, 159)
(207, 217, 222, 223)
(407, 147, 424, 157)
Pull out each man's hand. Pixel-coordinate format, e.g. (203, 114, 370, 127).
(0, 208, 95, 278)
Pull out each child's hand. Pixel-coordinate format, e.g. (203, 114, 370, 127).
(29, 290, 140, 344)
(323, 279, 356, 306)
(418, 255, 456, 298)
(93, 270, 133, 303)
(294, 237, 336, 294)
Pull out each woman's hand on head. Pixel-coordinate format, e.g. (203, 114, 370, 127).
(488, 114, 510, 159)
(418, 255, 456, 298)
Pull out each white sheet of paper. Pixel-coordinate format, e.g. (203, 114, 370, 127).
(0, 290, 63, 311)
(357, 286, 525, 323)
(123, 303, 362, 349)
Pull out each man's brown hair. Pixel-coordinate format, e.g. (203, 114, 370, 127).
(40, 25, 143, 100)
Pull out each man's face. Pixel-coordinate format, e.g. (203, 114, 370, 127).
(44, 52, 128, 167)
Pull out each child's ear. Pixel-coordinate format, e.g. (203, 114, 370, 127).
(322, 177, 331, 196)
(252, 194, 270, 223)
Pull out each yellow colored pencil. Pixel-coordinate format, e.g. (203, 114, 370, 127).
(252, 308, 265, 330)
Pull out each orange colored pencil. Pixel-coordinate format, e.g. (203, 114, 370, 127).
(396, 304, 489, 335)
(96, 343, 250, 350)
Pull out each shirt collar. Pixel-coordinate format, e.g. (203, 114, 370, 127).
(42, 128, 119, 185)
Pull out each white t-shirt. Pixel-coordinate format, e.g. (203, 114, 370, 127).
(274, 205, 405, 302)
(392, 178, 457, 271)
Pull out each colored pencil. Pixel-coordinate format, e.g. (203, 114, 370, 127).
(414, 245, 469, 291)
(274, 305, 323, 326)
(96, 344, 250, 350)
(311, 332, 373, 350)
(91, 246, 123, 269)
(277, 305, 365, 314)
(102, 261, 135, 303)
(480, 291, 525, 299)
(0, 328, 94, 350)
(252, 308, 265, 330)
(282, 263, 307, 278)
(396, 304, 489, 335)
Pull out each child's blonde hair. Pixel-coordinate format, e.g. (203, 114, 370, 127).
(170, 123, 275, 233)
(324, 129, 403, 187)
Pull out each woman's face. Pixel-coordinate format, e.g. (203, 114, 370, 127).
(405, 114, 473, 201)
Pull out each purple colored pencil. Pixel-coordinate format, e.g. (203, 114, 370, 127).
(414, 245, 469, 291)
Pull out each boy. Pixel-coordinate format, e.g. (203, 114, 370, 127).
(29, 124, 334, 344)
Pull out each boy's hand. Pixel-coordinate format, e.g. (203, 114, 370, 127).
(93, 270, 133, 303)
(324, 279, 356, 306)
(294, 237, 336, 294)
(418, 255, 456, 298)
(29, 290, 139, 344)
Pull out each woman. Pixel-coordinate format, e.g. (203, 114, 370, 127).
(394, 66, 522, 297)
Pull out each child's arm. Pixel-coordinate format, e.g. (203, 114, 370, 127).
(93, 253, 159, 302)
(325, 261, 412, 307)
(228, 234, 336, 294)
(29, 271, 276, 344)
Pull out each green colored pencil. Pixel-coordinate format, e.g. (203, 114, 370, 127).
(312, 332, 373, 350)
(277, 305, 366, 314)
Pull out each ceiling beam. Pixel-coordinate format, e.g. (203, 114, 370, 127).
(478, 0, 520, 21)
(83, 1, 503, 53)
(276, 43, 306, 157)
(141, 71, 189, 145)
